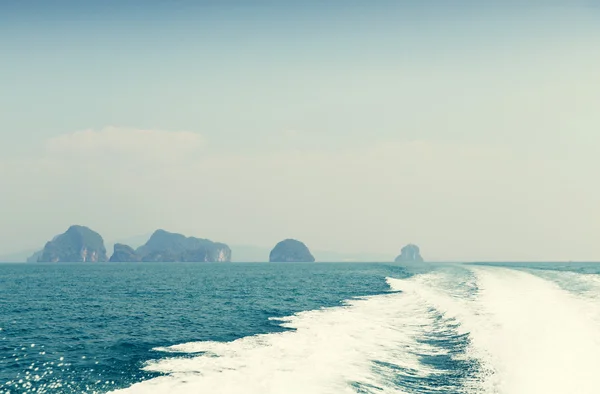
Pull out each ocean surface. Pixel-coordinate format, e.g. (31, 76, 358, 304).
(1, 262, 600, 394)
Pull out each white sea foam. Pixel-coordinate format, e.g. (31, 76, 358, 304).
(389, 267, 600, 394)
(472, 268, 600, 394)
(110, 278, 467, 394)
(112, 266, 600, 394)
(526, 268, 600, 300)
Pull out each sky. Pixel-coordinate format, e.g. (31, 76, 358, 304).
(1, 1, 599, 261)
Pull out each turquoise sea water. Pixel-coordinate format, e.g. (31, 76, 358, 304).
(2, 262, 600, 393)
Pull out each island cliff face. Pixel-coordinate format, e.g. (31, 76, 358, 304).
(394, 244, 424, 263)
(269, 239, 315, 262)
(109, 229, 232, 262)
(109, 244, 140, 262)
(38, 225, 108, 262)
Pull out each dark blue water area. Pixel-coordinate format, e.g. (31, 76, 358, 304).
(0, 262, 426, 393)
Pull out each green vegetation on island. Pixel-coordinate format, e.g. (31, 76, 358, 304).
(16, 225, 425, 264)
(269, 239, 315, 262)
(110, 229, 232, 262)
(109, 243, 140, 262)
(394, 244, 424, 262)
(37, 225, 108, 262)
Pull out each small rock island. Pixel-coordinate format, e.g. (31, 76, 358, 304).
(110, 229, 232, 262)
(37, 225, 108, 262)
(394, 244, 424, 263)
(109, 243, 139, 262)
(269, 239, 315, 262)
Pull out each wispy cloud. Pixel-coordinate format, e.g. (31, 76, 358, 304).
(46, 127, 204, 162)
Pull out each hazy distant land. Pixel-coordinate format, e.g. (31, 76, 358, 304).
(0, 225, 414, 263)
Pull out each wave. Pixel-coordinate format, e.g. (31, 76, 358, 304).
(390, 267, 600, 394)
(523, 267, 600, 300)
(111, 266, 600, 394)
(110, 273, 478, 393)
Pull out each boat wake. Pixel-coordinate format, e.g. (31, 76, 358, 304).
(112, 266, 600, 394)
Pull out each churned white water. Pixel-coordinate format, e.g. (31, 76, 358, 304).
(112, 266, 600, 394)
(389, 267, 600, 394)
(112, 289, 453, 393)
(471, 268, 600, 394)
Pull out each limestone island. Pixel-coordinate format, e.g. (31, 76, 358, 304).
(269, 239, 315, 262)
(109, 244, 139, 262)
(394, 244, 424, 263)
(109, 229, 232, 262)
(36, 225, 108, 262)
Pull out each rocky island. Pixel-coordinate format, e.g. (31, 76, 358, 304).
(109, 229, 232, 262)
(109, 243, 140, 262)
(269, 239, 315, 262)
(37, 225, 108, 262)
(394, 244, 424, 263)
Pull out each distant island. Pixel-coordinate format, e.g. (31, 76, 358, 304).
(111, 229, 232, 262)
(394, 244, 424, 263)
(37, 225, 109, 263)
(269, 239, 315, 262)
(31, 226, 231, 263)
(14, 225, 424, 263)
(109, 244, 139, 262)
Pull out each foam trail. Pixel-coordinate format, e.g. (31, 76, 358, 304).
(112, 266, 600, 394)
(473, 268, 600, 394)
(110, 280, 471, 394)
(389, 267, 600, 394)
(525, 268, 600, 301)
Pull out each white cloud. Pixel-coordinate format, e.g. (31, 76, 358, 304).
(45, 126, 204, 162)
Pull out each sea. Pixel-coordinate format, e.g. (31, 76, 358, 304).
(1, 261, 600, 394)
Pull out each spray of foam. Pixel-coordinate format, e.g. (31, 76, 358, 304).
(112, 266, 600, 394)
(386, 271, 498, 393)
(472, 268, 600, 394)
(389, 267, 600, 394)
(525, 268, 600, 300)
(110, 279, 475, 394)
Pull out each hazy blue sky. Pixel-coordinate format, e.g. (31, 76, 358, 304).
(1, 1, 599, 261)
